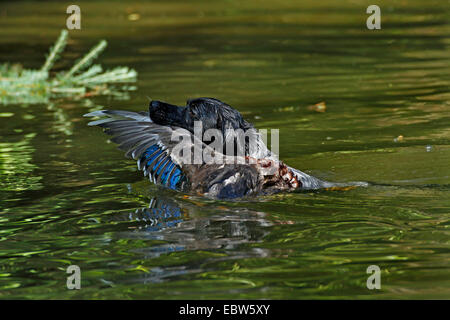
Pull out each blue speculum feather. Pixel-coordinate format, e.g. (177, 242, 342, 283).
(145, 149, 162, 168)
(161, 162, 175, 184)
(140, 145, 186, 190)
(156, 158, 170, 176)
(152, 155, 165, 172)
(170, 168, 182, 187)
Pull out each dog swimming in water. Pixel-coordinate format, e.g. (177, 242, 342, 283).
(85, 98, 363, 199)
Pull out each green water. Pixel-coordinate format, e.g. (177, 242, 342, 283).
(0, 0, 449, 299)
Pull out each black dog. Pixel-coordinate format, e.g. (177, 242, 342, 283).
(149, 98, 264, 159)
(85, 98, 363, 198)
(149, 97, 253, 134)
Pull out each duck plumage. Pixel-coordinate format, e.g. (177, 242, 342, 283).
(85, 97, 339, 199)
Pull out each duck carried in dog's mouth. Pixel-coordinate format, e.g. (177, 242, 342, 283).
(85, 97, 367, 199)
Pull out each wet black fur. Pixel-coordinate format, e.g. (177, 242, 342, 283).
(149, 98, 263, 198)
(149, 97, 253, 134)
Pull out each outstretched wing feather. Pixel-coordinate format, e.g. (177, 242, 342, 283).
(84, 110, 208, 191)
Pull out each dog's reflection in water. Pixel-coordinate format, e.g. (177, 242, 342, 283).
(115, 196, 273, 283)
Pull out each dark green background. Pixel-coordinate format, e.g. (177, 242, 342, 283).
(0, 0, 449, 298)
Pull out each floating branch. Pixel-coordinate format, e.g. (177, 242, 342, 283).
(79, 67, 138, 84)
(72, 65, 103, 82)
(0, 30, 137, 105)
(62, 40, 107, 80)
(40, 30, 68, 73)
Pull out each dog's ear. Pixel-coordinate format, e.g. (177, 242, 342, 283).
(187, 97, 255, 133)
(216, 102, 254, 132)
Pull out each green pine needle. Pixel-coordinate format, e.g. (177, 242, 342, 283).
(40, 30, 68, 73)
(1, 31, 137, 105)
(63, 40, 107, 80)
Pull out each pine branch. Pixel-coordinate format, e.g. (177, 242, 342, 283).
(40, 30, 68, 73)
(63, 40, 107, 80)
(79, 67, 137, 84)
(1, 30, 137, 105)
(72, 64, 103, 81)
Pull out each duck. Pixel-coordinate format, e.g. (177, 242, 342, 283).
(84, 97, 354, 199)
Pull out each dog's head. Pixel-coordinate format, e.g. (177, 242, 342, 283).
(149, 97, 253, 134)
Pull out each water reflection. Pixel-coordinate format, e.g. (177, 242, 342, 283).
(112, 196, 272, 283)
(0, 131, 42, 194)
(118, 196, 272, 253)
(107, 195, 272, 282)
(0, 0, 449, 299)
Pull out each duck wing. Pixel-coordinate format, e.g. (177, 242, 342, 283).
(84, 110, 204, 191)
(84, 110, 278, 197)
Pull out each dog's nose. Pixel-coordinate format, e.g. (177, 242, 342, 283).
(149, 100, 164, 115)
(150, 100, 178, 112)
(150, 100, 160, 109)
(149, 100, 185, 126)
(149, 101, 162, 121)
